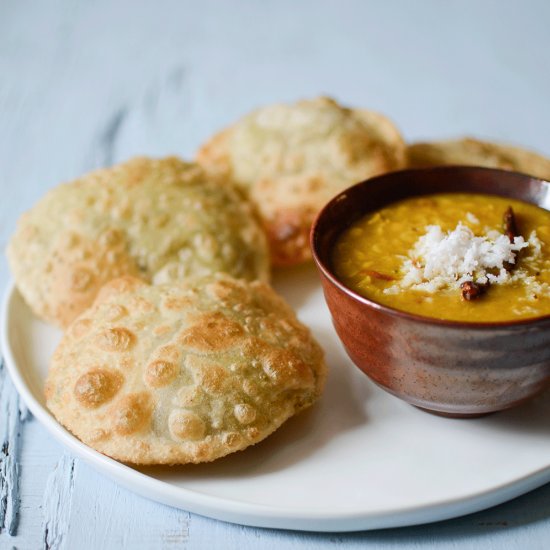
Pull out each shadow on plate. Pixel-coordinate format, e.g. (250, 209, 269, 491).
(271, 263, 321, 309)
(478, 387, 550, 437)
(137, 341, 370, 479)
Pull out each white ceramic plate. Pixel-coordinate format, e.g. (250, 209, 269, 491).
(2, 266, 550, 532)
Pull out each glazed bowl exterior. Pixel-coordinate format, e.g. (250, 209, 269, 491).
(311, 166, 550, 416)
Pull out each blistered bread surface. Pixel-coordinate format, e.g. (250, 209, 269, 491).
(197, 97, 405, 266)
(407, 138, 550, 180)
(45, 275, 327, 464)
(7, 157, 269, 327)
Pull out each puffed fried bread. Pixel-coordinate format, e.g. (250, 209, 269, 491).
(7, 157, 269, 327)
(407, 137, 550, 180)
(45, 274, 327, 465)
(197, 97, 405, 266)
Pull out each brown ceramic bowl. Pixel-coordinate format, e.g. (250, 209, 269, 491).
(311, 166, 550, 417)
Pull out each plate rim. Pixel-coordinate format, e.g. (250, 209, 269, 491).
(2, 281, 550, 532)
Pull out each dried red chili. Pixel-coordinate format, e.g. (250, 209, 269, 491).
(460, 281, 487, 301)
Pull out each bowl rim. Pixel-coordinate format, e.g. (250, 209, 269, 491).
(310, 165, 550, 330)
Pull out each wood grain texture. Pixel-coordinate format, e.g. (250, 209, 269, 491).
(42, 455, 76, 550)
(0, 360, 24, 536)
(1, 0, 550, 548)
(64, 462, 190, 550)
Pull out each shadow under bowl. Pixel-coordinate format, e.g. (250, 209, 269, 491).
(311, 166, 550, 417)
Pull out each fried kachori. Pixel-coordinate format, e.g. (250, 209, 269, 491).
(197, 97, 405, 266)
(7, 157, 269, 328)
(45, 274, 326, 464)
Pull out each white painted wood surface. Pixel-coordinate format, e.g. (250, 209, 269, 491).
(1, 0, 550, 548)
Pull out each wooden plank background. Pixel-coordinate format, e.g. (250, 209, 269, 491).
(1, 1, 549, 548)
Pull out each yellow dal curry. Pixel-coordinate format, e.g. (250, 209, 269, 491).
(332, 193, 550, 322)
